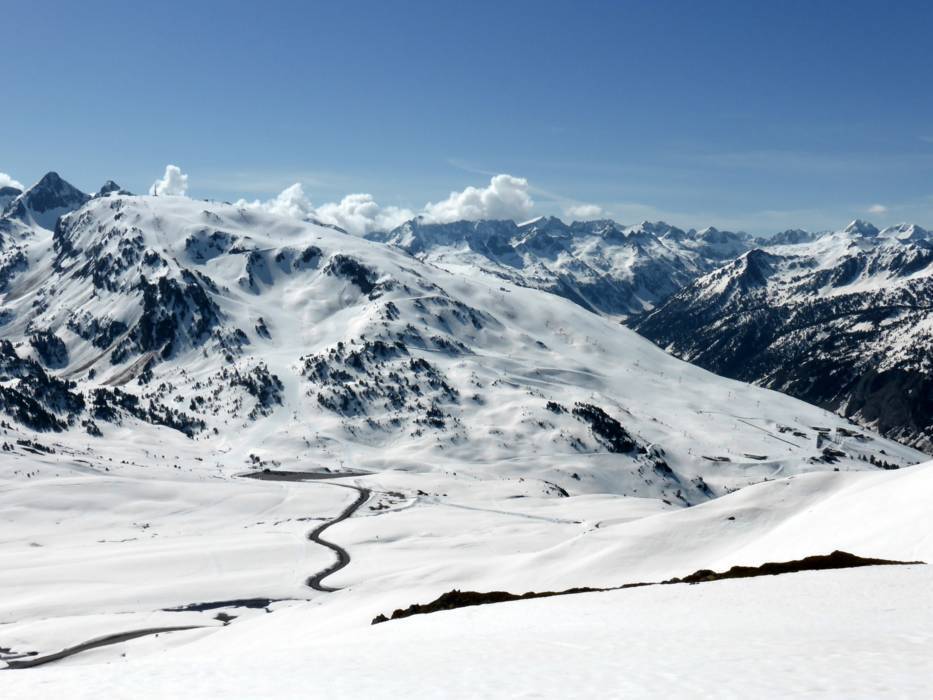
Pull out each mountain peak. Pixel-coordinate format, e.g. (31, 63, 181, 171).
(95, 180, 131, 197)
(766, 228, 815, 246)
(879, 223, 930, 243)
(4, 171, 89, 229)
(844, 219, 879, 237)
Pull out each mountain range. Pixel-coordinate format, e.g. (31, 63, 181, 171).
(2, 171, 931, 687)
(0, 172, 922, 505)
(367, 216, 753, 318)
(363, 212, 932, 453)
(634, 220, 933, 452)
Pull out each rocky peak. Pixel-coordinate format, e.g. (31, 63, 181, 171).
(96, 180, 131, 197)
(844, 219, 879, 238)
(4, 171, 89, 229)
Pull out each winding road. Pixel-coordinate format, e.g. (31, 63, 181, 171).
(242, 469, 372, 592)
(305, 483, 371, 591)
(5, 626, 205, 670)
(5, 470, 371, 670)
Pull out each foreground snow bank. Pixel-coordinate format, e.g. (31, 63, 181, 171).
(5, 565, 931, 699)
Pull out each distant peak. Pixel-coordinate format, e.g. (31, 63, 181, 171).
(844, 219, 879, 237)
(766, 229, 815, 246)
(96, 180, 131, 197)
(5, 171, 89, 227)
(879, 222, 930, 242)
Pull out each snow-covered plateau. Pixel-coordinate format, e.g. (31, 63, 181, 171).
(1, 174, 930, 697)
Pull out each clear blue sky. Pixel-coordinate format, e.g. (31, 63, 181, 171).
(4, 0, 933, 233)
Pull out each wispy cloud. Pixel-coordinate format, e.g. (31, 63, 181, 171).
(867, 203, 888, 214)
(564, 203, 604, 220)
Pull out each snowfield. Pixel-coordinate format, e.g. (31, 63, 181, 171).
(1, 177, 930, 696)
(2, 461, 932, 698)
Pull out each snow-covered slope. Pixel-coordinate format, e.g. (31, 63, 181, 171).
(634, 220, 933, 452)
(0, 175, 929, 695)
(367, 216, 753, 318)
(4, 457, 931, 697)
(0, 177, 920, 508)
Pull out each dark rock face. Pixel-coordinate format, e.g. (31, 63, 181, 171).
(67, 313, 128, 350)
(633, 238, 933, 453)
(571, 402, 639, 453)
(29, 331, 69, 368)
(323, 254, 377, 294)
(0, 340, 84, 431)
(111, 274, 223, 362)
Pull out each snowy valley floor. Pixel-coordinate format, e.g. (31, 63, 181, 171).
(2, 457, 932, 698)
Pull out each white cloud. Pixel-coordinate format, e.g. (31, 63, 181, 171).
(149, 164, 189, 196)
(313, 194, 414, 236)
(236, 183, 314, 220)
(422, 174, 534, 223)
(867, 203, 888, 214)
(236, 185, 413, 236)
(564, 203, 604, 220)
(0, 172, 24, 190)
(233, 173, 541, 234)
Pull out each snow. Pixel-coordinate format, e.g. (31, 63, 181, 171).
(3, 461, 932, 698)
(1, 189, 930, 695)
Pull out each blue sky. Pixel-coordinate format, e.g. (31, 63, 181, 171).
(3, 0, 933, 233)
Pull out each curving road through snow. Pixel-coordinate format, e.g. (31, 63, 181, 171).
(6, 471, 370, 670)
(241, 469, 371, 592)
(305, 483, 371, 592)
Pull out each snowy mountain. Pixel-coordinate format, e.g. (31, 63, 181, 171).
(1, 171, 90, 230)
(1, 174, 930, 693)
(634, 220, 933, 452)
(367, 216, 754, 317)
(0, 174, 922, 501)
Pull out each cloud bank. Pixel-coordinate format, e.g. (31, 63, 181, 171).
(149, 165, 189, 196)
(422, 174, 534, 223)
(239, 174, 533, 235)
(313, 194, 414, 236)
(237, 183, 314, 220)
(235, 187, 413, 236)
(0, 172, 24, 190)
